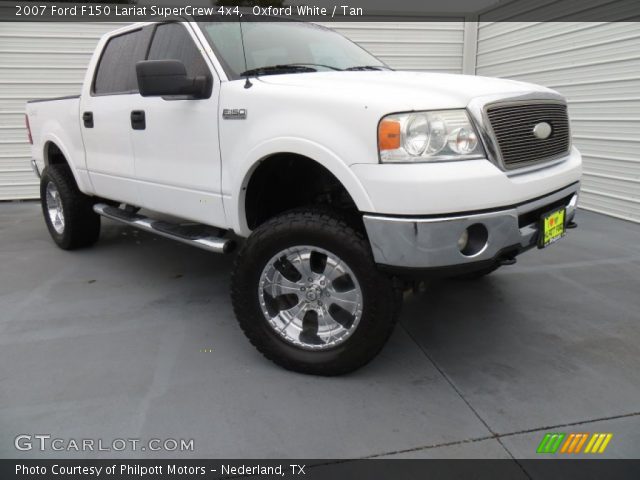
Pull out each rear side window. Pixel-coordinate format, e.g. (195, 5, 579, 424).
(93, 29, 150, 95)
(147, 23, 209, 78)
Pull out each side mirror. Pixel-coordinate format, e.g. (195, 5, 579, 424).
(136, 60, 211, 99)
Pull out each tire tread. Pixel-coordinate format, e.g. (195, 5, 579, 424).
(231, 207, 399, 375)
(40, 164, 100, 250)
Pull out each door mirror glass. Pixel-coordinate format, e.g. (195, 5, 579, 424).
(136, 60, 211, 99)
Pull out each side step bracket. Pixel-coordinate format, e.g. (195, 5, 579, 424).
(93, 203, 235, 254)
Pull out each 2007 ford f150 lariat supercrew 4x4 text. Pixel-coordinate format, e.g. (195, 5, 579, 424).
(26, 21, 581, 375)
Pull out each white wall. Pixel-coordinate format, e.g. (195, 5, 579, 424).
(0, 22, 121, 200)
(476, 21, 640, 222)
(329, 22, 466, 72)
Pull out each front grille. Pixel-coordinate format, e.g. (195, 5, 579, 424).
(486, 102, 570, 169)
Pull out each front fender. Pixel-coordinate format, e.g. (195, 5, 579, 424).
(226, 137, 374, 237)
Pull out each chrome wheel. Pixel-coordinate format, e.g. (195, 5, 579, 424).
(45, 182, 65, 234)
(258, 246, 363, 350)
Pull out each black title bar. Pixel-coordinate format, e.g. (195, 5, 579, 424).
(3, 459, 640, 480)
(1, 0, 640, 22)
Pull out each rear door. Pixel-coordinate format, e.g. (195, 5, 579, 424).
(128, 22, 225, 227)
(80, 27, 152, 204)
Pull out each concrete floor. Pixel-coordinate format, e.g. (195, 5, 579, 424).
(1, 202, 639, 461)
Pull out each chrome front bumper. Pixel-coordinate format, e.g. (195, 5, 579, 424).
(363, 182, 579, 269)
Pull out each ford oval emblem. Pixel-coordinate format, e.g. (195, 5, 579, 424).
(533, 122, 552, 139)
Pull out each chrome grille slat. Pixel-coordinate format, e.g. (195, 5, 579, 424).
(489, 120, 569, 129)
(499, 138, 569, 148)
(493, 130, 570, 142)
(489, 117, 568, 126)
(488, 112, 568, 121)
(486, 102, 570, 170)
(489, 124, 569, 133)
(489, 110, 568, 119)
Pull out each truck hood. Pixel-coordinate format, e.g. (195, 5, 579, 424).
(256, 70, 556, 109)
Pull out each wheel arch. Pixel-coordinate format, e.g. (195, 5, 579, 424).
(40, 135, 92, 195)
(230, 140, 374, 236)
(43, 140, 69, 168)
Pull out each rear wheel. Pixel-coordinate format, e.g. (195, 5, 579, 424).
(40, 164, 100, 250)
(231, 208, 398, 375)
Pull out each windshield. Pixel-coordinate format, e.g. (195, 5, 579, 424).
(198, 21, 387, 79)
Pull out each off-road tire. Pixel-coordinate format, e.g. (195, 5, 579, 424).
(231, 208, 399, 375)
(40, 164, 101, 250)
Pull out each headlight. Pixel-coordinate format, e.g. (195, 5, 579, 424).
(378, 110, 484, 163)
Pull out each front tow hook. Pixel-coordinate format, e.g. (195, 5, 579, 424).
(498, 256, 517, 266)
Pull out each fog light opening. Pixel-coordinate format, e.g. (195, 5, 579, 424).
(457, 229, 469, 251)
(459, 223, 489, 257)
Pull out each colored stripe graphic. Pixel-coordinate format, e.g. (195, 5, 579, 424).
(560, 434, 575, 453)
(585, 433, 613, 454)
(537, 433, 565, 453)
(560, 433, 588, 453)
(598, 433, 613, 453)
(574, 433, 589, 453)
(537, 433, 612, 454)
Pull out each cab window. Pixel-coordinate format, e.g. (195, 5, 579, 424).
(93, 28, 150, 95)
(147, 23, 210, 79)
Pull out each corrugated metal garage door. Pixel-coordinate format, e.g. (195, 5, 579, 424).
(476, 21, 640, 223)
(329, 22, 466, 72)
(1, 21, 465, 201)
(0, 22, 121, 200)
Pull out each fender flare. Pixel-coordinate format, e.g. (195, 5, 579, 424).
(42, 135, 79, 181)
(228, 137, 374, 236)
(40, 132, 93, 195)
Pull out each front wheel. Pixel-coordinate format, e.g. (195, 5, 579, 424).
(231, 208, 398, 375)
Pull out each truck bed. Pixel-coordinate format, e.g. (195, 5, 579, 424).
(26, 95, 85, 179)
(27, 95, 80, 104)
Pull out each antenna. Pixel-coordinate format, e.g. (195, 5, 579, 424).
(239, 18, 252, 89)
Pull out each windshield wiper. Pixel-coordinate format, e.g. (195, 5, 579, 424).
(240, 64, 318, 77)
(344, 65, 393, 71)
(288, 63, 343, 71)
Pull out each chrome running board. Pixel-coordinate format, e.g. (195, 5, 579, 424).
(93, 203, 235, 254)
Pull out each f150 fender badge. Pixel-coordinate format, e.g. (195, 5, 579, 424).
(223, 108, 247, 120)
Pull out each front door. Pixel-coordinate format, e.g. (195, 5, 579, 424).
(128, 22, 225, 227)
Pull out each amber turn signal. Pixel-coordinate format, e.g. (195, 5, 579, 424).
(378, 120, 400, 151)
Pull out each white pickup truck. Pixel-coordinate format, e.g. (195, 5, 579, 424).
(26, 20, 581, 375)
